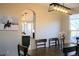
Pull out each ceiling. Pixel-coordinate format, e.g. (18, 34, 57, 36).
(0, 3, 79, 9)
(60, 3, 79, 8)
(40, 3, 79, 8)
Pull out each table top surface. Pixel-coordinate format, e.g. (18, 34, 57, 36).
(28, 46, 64, 56)
(28, 43, 77, 56)
(63, 43, 77, 48)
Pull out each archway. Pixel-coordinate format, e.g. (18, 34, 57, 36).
(21, 9, 36, 38)
(21, 9, 36, 50)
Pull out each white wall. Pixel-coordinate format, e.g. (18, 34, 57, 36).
(0, 3, 63, 55)
(35, 10, 62, 47)
(72, 7, 79, 14)
(0, 31, 20, 56)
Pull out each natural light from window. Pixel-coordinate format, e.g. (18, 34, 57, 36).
(69, 14, 79, 43)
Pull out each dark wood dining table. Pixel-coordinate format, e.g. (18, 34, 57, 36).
(28, 46, 64, 56)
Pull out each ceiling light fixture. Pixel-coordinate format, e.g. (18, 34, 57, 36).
(48, 3, 71, 15)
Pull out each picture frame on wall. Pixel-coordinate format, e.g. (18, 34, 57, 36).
(0, 16, 19, 31)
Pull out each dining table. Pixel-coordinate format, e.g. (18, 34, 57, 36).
(28, 46, 64, 56)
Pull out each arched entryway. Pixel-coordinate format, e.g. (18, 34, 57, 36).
(21, 9, 36, 38)
(21, 9, 36, 50)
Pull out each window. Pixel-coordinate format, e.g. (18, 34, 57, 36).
(69, 14, 79, 43)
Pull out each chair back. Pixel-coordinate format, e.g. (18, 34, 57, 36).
(35, 39, 47, 48)
(22, 36, 30, 47)
(49, 38, 59, 48)
(76, 37, 79, 44)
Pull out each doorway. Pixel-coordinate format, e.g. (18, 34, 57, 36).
(21, 9, 36, 50)
(21, 9, 36, 38)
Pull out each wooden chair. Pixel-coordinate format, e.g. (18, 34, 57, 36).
(75, 37, 79, 56)
(63, 44, 77, 56)
(17, 44, 28, 56)
(22, 36, 30, 48)
(35, 39, 47, 49)
(49, 38, 59, 48)
(76, 37, 79, 44)
(76, 44, 79, 55)
(17, 36, 30, 56)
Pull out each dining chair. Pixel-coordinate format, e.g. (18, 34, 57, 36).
(17, 36, 30, 56)
(49, 38, 59, 48)
(76, 37, 79, 44)
(17, 44, 28, 56)
(22, 36, 30, 48)
(76, 44, 79, 55)
(75, 37, 79, 56)
(63, 44, 77, 56)
(35, 39, 47, 49)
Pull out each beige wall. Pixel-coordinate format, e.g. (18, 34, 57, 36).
(60, 14, 70, 43)
(0, 3, 70, 55)
(72, 7, 79, 14)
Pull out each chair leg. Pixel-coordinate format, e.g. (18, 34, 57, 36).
(58, 40, 60, 46)
(18, 45, 20, 56)
(49, 41, 50, 48)
(44, 43, 46, 48)
(55, 41, 56, 46)
(24, 48, 28, 56)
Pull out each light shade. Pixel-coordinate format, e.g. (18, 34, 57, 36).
(48, 3, 71, 15)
